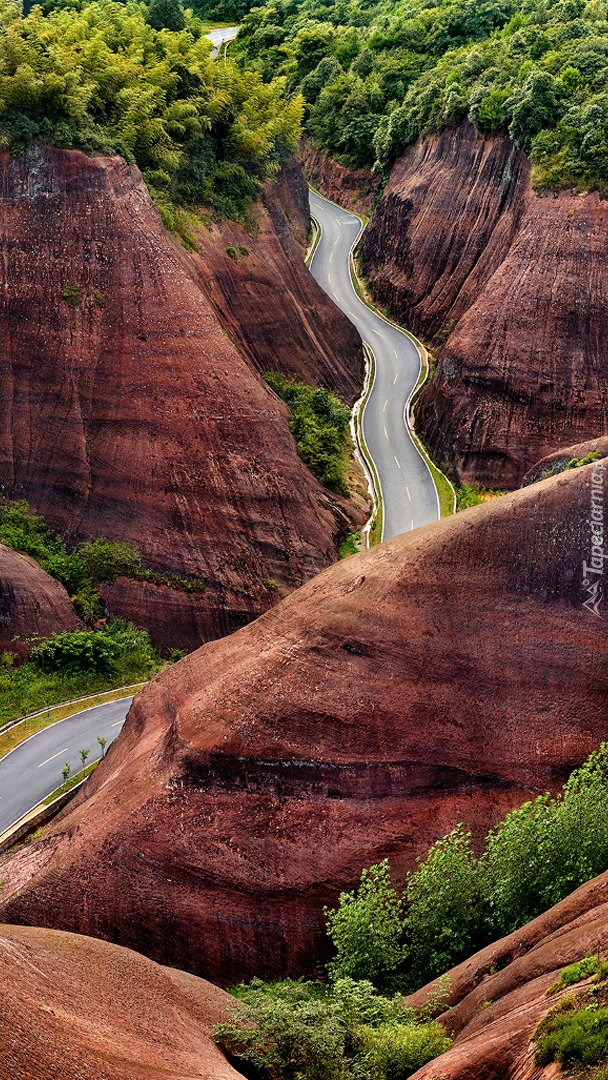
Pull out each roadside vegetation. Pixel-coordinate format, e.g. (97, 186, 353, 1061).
(0, 620, 159, 727)
(0, 0, 303, 227)
(456, 483, 507, 509)
(264, 373, 353, 494)
(535, 955, 608, 1070)
(233, 0, 608, 193)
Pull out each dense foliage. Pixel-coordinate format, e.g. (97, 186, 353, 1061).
(0, 500, 204, 625)
(0, 619, 159, 724)
(327, 745, 608, 992)
(0, 0, 302, 220)
(214, 977, 452, 1079)
(234, 0, 608, 190)
(535, 981, 608, 1070)
(264, 373, 352, 494)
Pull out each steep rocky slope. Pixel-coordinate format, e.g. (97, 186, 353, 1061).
(301, 142, 380, 217)
(0, 923, 242, 1079)
(358, 121, 608, 488)
(406, 870, 608, 1080)
(0, 459, 605, 984)
(194, 159, 363, 402)
(0, 544, 81, 659)
(0, 145, 362, 651)
(522, 435, 608, 487)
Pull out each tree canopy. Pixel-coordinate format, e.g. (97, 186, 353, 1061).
(0, 0, 303, 218)
(233, 0, 608, 190)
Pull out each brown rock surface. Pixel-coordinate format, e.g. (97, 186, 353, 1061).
(0, 923, 243, 1079)
(405, 871, 608, 1080)
(522, 435, 608, 487)
(0, 544, 81, 659)
(194, 158, 363, 402)
(0, 461, 606, 985)
(300, 140, 380, 216)
(0, 144, 361, 651)
(359, 121, 608, 488)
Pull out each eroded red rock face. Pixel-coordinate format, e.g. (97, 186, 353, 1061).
(522, 435, 608, 487)
(194, 159, 363, 402)
(300, 141, 380, 217)
(1, 462, 606, 985)
(0, 923, 243, 1079)
(0, 145, 361, 650)
(0, 544, 80, 659)
(406, 871, 608, 1080)
(359, 121, 608, 488)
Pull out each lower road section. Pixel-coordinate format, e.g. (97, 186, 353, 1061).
(0, 697, 132, 834)
(309, 190, 439, 539)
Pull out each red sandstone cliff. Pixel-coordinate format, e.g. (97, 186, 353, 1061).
(405, 871, 608, 1079)
(358, 121, 608, 488)
(0, 924, 242, 1079)
(0, 145, 362, 651)
(0, 544, 81, 659)
(300, 141, 380, 217)
(0, 460, 605, 985)
(194, 159, 363, 402)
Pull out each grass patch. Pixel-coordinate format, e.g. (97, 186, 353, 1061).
(456, 484, 507, 511)
(42, 761, 99, 807)
(0, 621, 160, 732)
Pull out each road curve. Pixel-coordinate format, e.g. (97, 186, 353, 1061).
(207, 26, 239, 57)
(0, 697, 132, 834)
(309, 190, 439, 539)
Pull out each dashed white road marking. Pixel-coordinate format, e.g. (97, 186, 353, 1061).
(411, 519, 414, 530)
(394, 456, 401, 469)
(384, 426, 389, 439)
(383, 399, 388, 412)
(111, 721, 123, 728)
(406, 486, 412, 501)
(38, 748, 68, 768)
(393, 372, 398, 384)
(329, 251, 333, 264)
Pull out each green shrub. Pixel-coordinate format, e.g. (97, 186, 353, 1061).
(325, 861, 407, 990)
(564, 451, 602, 470)
(29, 620, 157, 677)
(78, 537, 143, 584)
(214, 977, 452, 1080)
(535, 1002, 608, 1067)
(265, 373, 352, 495)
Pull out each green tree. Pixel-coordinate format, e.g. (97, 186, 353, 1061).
(79, 748, 90, 769)
(324, 860, 407, 989)
(147, 0, 185, 31)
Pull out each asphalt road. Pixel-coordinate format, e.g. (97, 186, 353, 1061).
(0, 697, 132, 834)
(309, 190, 439, 539)
(207, 26, 239, 57)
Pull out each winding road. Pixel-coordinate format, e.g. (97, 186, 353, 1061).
(309, 190, 439, 539)
(0, 698, 132, 835)
(207, 26, 239, 57)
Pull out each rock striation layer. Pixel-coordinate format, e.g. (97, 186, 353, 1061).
(0, 923, 243, 1079)
(359, 121, 608, 488)
(0, 145, 362, 650)
(194, 159, 363, 402)
(0, 544, 81, 659)
(0, 461, 606, 985)
(406, 870, 608, 1080)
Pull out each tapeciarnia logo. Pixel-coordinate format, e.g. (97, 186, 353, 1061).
(582, 461, 605, 618)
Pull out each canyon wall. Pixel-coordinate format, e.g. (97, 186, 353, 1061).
(194, 158, 363, 403)
(300, 141, 380, 217)
(358, 121, 608, 488)
(1, 459, 605, 985)
(0, 544, 81, 658)
(0, 145, 363, 650)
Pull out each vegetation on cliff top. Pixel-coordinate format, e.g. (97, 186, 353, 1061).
(233, 0, 608, 191)
(0, 0, 302, 220)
